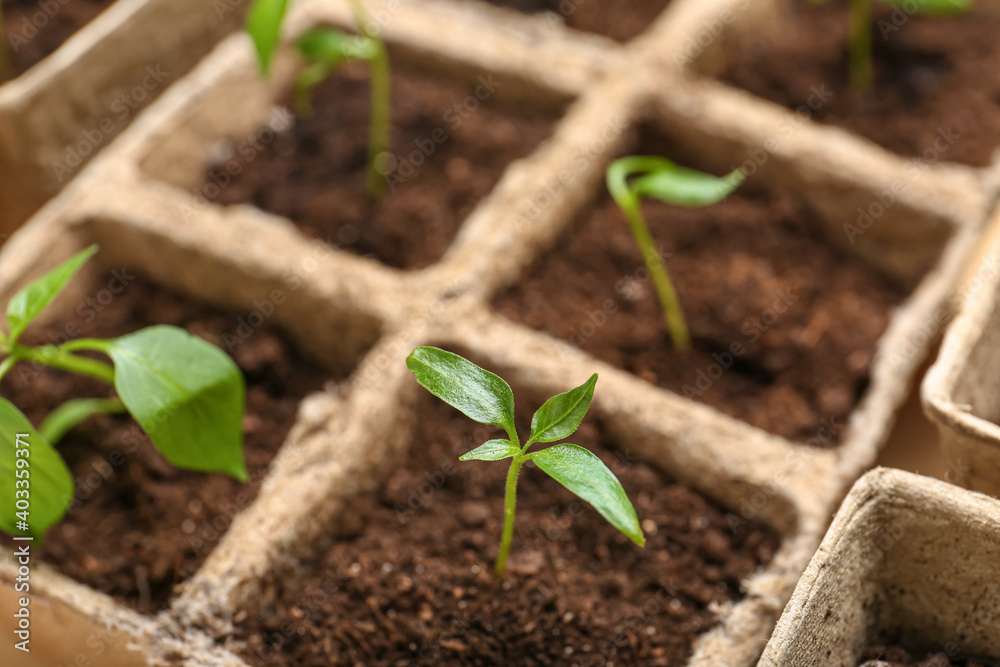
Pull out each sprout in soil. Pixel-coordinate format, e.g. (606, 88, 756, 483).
(809, 0, 970, 92)
(246, 0, 391, 197)
(606, 156, 743, 353)
(0, 246, 247, 539)
(406, 346, 644, 578)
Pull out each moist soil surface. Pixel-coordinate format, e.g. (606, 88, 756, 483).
(204, 62, 557, 271)
(236, 394, 779, 666)
(492, 133, 907, 446)
(485, 0, 672, 43)
(715, 0, 1000, 167)
(0, 274, 329, 613)
(1, 0, 116, 78)
(860, 642, 997, 666)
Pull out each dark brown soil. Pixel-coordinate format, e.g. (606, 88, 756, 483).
(235, 391, 779, 666)
(484, 0, 672, 43)
(715, 0, 1000, 167)
(203, 62, 557, 270)
(860, 642, 998, 666)
(1, 0, 116, 78)
(0, 272, 330, 613)
(491, 132, 907, 446)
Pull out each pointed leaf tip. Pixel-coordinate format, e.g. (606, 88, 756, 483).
(529, 374, 597, 444)
(532, 443, 644, 547)
(6, 245, 98, 343)
(246, 0, 290, 75)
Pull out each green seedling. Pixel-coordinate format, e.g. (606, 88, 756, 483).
(606, 156, 743, 353)
(0, 246, 247, 539)
(809, 0, 971, 92)
(246, 0, 391, 197)
(407, 346, 644, 578)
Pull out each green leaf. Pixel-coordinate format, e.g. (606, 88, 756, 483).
(296, 26, 377, 65)
(101, 326, 247, 481)
(532, 444, 644, 547)
(39, 397, 126, 445)
(880, 0, 970, 13)
(6, 245, 97, 344)
(460, 439, 518, 462)
(406, 347, 516, 438)
(632, 160, 744, 208)
(529, 374, 597, 444)
(246, 0, 289, 75)
(0, 399, 73, 538)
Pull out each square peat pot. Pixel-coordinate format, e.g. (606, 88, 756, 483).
(125, 0, 596, 276)
(0, 188, 387, 663)
(474, 73, 984, 497)
(761, 467, 1000, 666)
(923, 206, 1000, 497)
(0, 0, 244, 238)
(684, 0, 1000, 171)
(217, 343, 797, 666)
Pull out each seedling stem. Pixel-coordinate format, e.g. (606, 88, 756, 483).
(607, 156, 743, 354)
(496, 450, 523, 576)
(848, 0, 873, 92)
(0, 9, 12, 83)
(346, 0, 391, 197)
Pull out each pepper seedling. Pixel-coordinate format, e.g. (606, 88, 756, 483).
(406, 346, 644, 577)
(606, 156, 744, 353)
(0, 245, 247, 539)
(808, 0, 971, 92)
(246, 0, 391, 197)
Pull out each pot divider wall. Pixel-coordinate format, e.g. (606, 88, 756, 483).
(0, 0, 992, 664)
(923, 204, 1000, 497)
(0, 550, 244, 667)
(760, 468, 1000, 666)
(0, 0, 244, 240)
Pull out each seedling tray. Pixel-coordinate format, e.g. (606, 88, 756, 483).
(0, 0, 991, 664)
(923, 205, 1000, 498)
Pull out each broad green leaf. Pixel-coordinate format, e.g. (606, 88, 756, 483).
(101, 326, 247, 480)
(0, 399, 73, 538)
(633, 162, 744, 208)
(296, 26, 376, 65)
(406, 347, 516, 437)
(460, 439, 518, 462)
(532, 444, 644, 547)
(881, 0, 970, 13)
(40, 397, 126, 445)
(6, 245, 97, 344)
(529, 374, 597, 444)
(246, 0, 289, 75)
